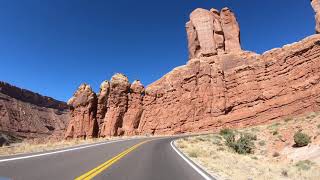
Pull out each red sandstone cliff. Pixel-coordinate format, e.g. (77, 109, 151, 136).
(0, 82, 69, 139)
(65, 5, 320, 138)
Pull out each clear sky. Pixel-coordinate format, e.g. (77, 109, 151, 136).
(0, 0, 315, 102)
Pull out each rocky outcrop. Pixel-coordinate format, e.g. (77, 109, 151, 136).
(122, 80, 145, 136)
(186, 7, 241, 59)
(100, 74, 130, 137)
(97, 80, 110, 134)
(65, 5, 320, 138)
(138, 35, 320, 134)
(0, 82, 69, 139)
(312, 0, 320, 33)
(65, 84, 98, 139)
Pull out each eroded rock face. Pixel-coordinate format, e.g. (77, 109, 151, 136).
(122, 80, 145, 136)
(220, 8, 241, 53)
(138, 35, 320, 135)
(65, 84, 98, 139)
(100, 74, 130, 136)
(0, 82, 69, 139)
(312, 0, 320, 33)
(186, 7, 241, 59)
(65, 6, 320, 138)
(97, 80, 110, 134)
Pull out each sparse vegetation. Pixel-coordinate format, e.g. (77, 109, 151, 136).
(219, 128, 234, 137)
(258, 140, 266, 146)
(223, 132, 256, 154)
(295, 160, 314, 171)
(294, 132, 311, 147)
(176, 111, 320, 180)
(284, 117, 293, 123)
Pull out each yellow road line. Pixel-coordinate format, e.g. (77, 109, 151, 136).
(75, 140, 149, 180)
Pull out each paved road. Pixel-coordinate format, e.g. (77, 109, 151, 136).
(0, 137, 214, 180)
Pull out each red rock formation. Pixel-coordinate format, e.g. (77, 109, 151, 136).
(122, 80, 145, 136)
(100, 74, 130, 137)
(97, 80, 110, 134)
(65, 5, 320, 138)
(138, 35, 320, 135)
(311, 0, 320, 33)
(0, 82, 69, 139)
(220, 8, 241, 53)
(186, 7, 241, 59)
(65, 84, 98, 139)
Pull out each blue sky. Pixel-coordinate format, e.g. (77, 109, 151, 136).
(0, 0, 315, 101)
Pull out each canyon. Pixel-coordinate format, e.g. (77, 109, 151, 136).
(1, 2, 320, 141)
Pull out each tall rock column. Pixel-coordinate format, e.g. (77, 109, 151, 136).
(220, 7, 242, 53)
(65, 84, 98, 139)
(190, 8, 217, 57)
(96, 80, 110, 134)
(211, 8, 225, 55)
(311, 0, 320, 33)
(100, 74, 130, 137)
(122, 80, 145, 136)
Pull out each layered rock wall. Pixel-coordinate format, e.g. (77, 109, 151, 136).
(65, 5, 320, 138)
(0, 82, 69, 139)
(65, 84, 98, 139)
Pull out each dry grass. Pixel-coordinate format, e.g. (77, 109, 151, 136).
(176, 112, 320, 180)
(0, 136, 141, 156)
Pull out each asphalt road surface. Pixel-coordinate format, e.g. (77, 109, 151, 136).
(0, 136, 214, 180)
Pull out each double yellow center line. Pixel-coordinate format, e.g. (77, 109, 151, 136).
(75, 140, 150, 180)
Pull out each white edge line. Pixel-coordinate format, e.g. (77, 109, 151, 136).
(0, 139, 133, 163)
(170, 140, 214, 180)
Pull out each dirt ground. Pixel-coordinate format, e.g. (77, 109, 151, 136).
(176, 112, 320, 180)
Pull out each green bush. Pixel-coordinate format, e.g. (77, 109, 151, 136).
(294, 132, 311, 147)
(219, 128, 234, 137)
(224, 133, 255, 154)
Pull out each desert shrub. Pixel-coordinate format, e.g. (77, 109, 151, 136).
(224, 132, 236, 148)
(295, 160, 314, 171)
(284, 117, 292, 123)
(272, 152, 280, 157)
(272, 130, 278, 136)
(244, 133, 257, 141)
(281, 170, 288, 177)
(224, 133, 255, 154)
(258, 140, 266, 146)
(217, 147, 225, 151)
(219, 128, 234, 137)
(294, 132, 311, 147)
(317, 124, 320, 129)
(188, 150, 198, 158)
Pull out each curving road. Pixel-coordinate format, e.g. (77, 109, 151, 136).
(0, 137, 214, 180)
